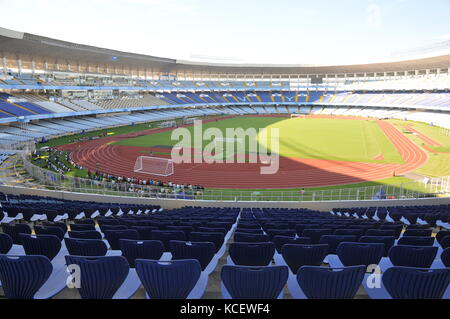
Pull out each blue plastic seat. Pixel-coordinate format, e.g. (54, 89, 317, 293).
(280, 244, 328, 274)
(328, 242, 384, 268)
(100, 225, 128, 232)
(221, 265, 288, 299)
(440, 236, 450, 249)
(119, 239, 164, 267)
(0, 255, 67, 299)
(319, 235, 358, 254)
(20, 234, 62, 261)
(397, 236, 435, 246)
(365, 229, 398, 238)
(43, 221, 68, 234)
(292, 266, 366, 299)
(2, 223, 32, 244)
(68, 230, 102, 240)
(441, 248, 450, 267)
(301, 229, 333, 244)
(169, 241, 217, 273)
(235, 228, 264, 234)
(65, 255, 140, 299)
(436, 231, 450, 246)
(364, 267, 450, 299)
(334, 229, 364, 239)
(388, 245, 438, 268)
(265, 229, 296, 241)
(403, 229, 432, 237)
(104, 229, 139, 250)
(228, 242, 275, 266)
(64, 238, 108, 256)
(234, 232, 270, 243)
(189, 232, 224, 254)
(150, 230, 186, 251)
(272, 236, 311, 254)
(70, 224, 96, 232)
(34, 226, 65, 241)
(0, 233, 13, 254)
(359, 236, 396, 257)
(135, 259, 206, 299)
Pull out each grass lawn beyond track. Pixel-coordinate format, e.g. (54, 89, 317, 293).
(113, 116, 404, 164)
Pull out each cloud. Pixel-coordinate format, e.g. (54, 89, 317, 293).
(367, 3, 382, 29)
(435, 34, 450, 41)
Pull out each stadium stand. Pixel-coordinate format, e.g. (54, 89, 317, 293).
(0, 198, 449, 299)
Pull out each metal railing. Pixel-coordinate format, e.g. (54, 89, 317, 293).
(15, 153, 449, 202)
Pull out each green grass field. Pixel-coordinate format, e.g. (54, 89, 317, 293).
(32, 115, 450, 195)
(389, 119, 450, 177)
(114, 116, 404, 164)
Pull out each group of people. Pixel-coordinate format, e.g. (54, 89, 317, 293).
(32, 149, 72, 175)
(32, 147, 206, 196)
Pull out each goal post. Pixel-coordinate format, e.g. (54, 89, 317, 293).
(133, 156, 174, 176)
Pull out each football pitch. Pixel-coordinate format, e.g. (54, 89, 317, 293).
(113, 116, 404, 164)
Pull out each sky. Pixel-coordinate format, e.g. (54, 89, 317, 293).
(0, 0, 449, 65)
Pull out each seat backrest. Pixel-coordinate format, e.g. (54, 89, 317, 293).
(34, 226, 65, 241)
(365, 229, 398, 238)
(234, 232, 270, 243)
(135, 259, 201, 299)
(103, 229, 139, 250)
(336, 242, 385, 267)
(436, 231, 450, 245)
(68, 230, 103, 240)
(169, 241, 216, 270)
(297, 266, 366, 299)
(119, 239, 164, 267)
(441, 248, 450, 267)
(197, 227, 227, 236)
(189, 232, 224, 252)
(150, 230, 186, 251)
(0, 233, 13, 254)
(440, 236, 450, 249)
(43, 221, 68, 234)
(272, 236, 311, 254)
(74, 219, 96, 225)
(20, 234, 62, 261)
(265, 229, 296, 241)
(319, 235, 358, 254)
(334, 229, 364, 239)
(65, 255, 129, 299)
(100, 225, 128, 232)
(64, 238, 108, 256)
(130, 226, 158, 240)
(281, 244, 328, 274)
(301, 229, 333, 244)
(383, 267, 450, 299)
(0, 255, 52, 299)
(397, 236, 435, 247)
(358, 236, 395, 257)
(229, 242, 275, 267)
(70, 224, 96, 232)
(2, 223, 32, 244)
(403, 229, 432, 237)
(221, 265, 288, 299)
(389, 245, 438, 268)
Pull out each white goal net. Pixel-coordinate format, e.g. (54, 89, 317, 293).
(133, 156, 174, 176)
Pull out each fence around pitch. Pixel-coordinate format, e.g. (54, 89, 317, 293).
(18, 154, 449, 202)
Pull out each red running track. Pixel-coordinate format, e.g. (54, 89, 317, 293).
(60, 119, 428, 189)
(405, 125, 442, 147)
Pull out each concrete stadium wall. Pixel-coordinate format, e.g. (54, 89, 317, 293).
(1, 185, 449, 212)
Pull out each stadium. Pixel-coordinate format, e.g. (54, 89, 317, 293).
(0, 0, 449, 303)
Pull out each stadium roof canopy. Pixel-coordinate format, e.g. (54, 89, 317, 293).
(1, 27, 450, 76)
